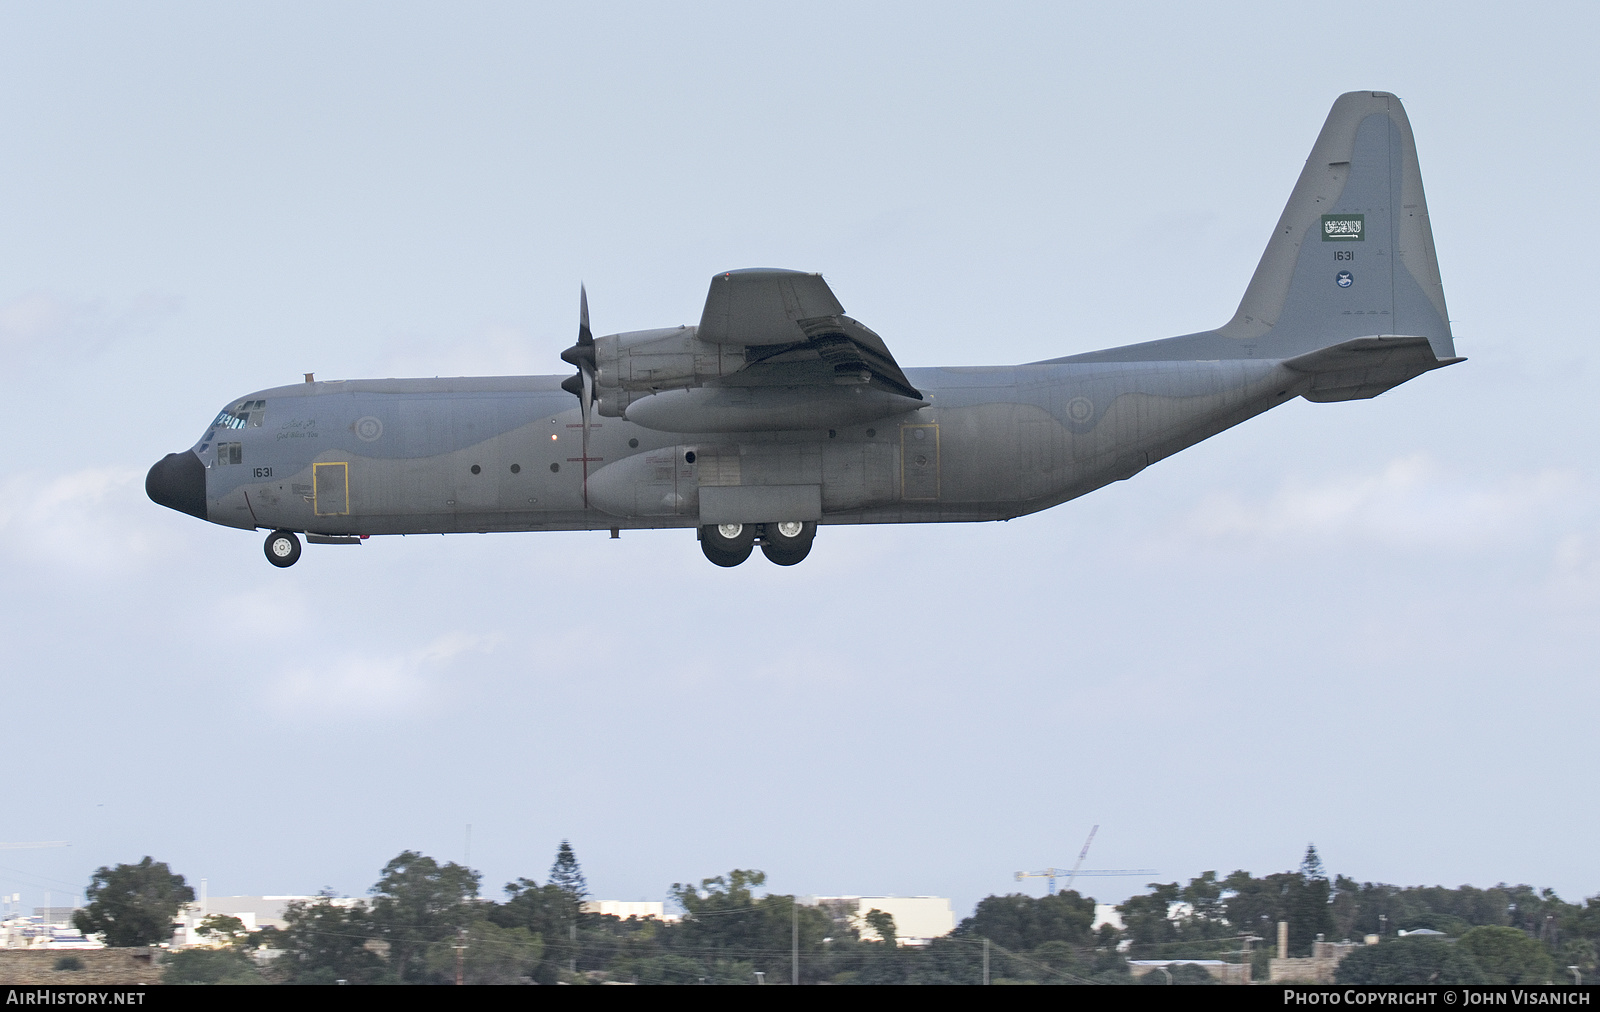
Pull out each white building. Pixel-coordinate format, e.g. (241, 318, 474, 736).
(172, 895, 359, 947)
(582, 900, 672, 922)
(1092, 903, 1125, 931)
(812, 896, 956, 946)
(2, 908, 100, 950)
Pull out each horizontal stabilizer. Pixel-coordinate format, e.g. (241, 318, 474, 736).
(1283, 335, 1462, 402)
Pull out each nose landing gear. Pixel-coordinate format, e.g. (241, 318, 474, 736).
(264, 529, 302, 568)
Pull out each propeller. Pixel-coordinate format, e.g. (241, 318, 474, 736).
(559, 285, 596, 506)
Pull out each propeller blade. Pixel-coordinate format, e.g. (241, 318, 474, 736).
(558, 283, 598, 507)
(580, 367, 594, 508)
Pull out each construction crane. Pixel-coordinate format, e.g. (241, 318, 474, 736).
(1015, 826, 1157, 895)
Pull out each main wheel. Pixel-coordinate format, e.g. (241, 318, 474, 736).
(761, 521, 815, 566)
(700, 523, 754, 567)
(264, 529, 302, 568)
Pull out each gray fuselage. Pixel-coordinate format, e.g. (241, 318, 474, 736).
(188, 356, 1295, 537)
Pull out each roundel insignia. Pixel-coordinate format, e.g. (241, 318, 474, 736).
(355, 416, 384, 441)
(1066, 396, 1095, 424)
(1336, 271, 1354, 288)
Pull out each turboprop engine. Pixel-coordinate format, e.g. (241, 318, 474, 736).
(588, 269, 928, 433)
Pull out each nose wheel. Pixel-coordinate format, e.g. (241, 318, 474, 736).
(264, 529, 302, 568)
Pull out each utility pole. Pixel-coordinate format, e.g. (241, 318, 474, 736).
(454, 926, 467, 985)
(983, 937, 990, 985)
(792, 898, 799, 985)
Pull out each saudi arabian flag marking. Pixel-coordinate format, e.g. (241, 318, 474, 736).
(1321, 214, 1364, 241)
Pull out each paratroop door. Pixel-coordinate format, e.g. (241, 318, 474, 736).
(313, 462, 349, 516)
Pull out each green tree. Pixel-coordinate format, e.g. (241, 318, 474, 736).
(1118, 882, 1181, 953)
(367, 850, 482, 983)
(1286, 845, 1334, 955)
(161, 946, 263, 985)
(422, 918, 544, 984)
(956, 891, 1096, 950)
(1030, 939, 1088, 981)
(549, 841, 588, 901)
(543, 841, 588, 978)
(667, 870, 832, 984)
(491, 875, 567, 939)
(1180, 871, 1229, 937)
(268, 895, 385, 985)
(1458, 925, 1555, 984)
(1137, 961, 1216, 984)
(73, 856, 195, 947)
(1223, 869, 1300, 949)
(623, 953, 705, 984)
(1089, 949, 1133, 984)
(1335, 937, 1485, 984)
(864, 908, 897, 948)
(197, 913, 251, 951)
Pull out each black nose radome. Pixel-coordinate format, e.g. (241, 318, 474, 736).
(146, 451, 207, 520)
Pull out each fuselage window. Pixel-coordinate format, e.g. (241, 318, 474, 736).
(216, 442, 242, 465)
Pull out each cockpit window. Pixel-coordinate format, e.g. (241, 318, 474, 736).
(213, 399, 267, 430)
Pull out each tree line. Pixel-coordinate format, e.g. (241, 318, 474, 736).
(65, 843, 1600, 984)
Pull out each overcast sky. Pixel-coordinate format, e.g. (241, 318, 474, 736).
(2, 2, 1596, 920)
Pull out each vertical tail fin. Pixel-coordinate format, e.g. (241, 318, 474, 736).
(1058, 92, 1456, 367)
(1221, 91, 1454, 360)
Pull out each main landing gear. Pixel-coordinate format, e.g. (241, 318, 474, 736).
(699, 522, 816, 568)
(264, 529, 302, 568)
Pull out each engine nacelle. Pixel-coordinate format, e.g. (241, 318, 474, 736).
(593, 326, 744, 417)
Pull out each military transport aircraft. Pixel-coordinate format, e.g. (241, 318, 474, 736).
(147, 91, 1460, 568)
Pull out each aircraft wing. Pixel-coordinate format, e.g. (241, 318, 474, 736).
(698, 269, 923, 400)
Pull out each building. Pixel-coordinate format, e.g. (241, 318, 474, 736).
(1092, 904, 1125, 932)
(811, 896, 956, 946)
(1268, 922, 1371, 983)
(1129, 959, 1250, 985)
(582, 901, 672, 921)
(171, 896, 358, 947)
(2, 913, 100, 951)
